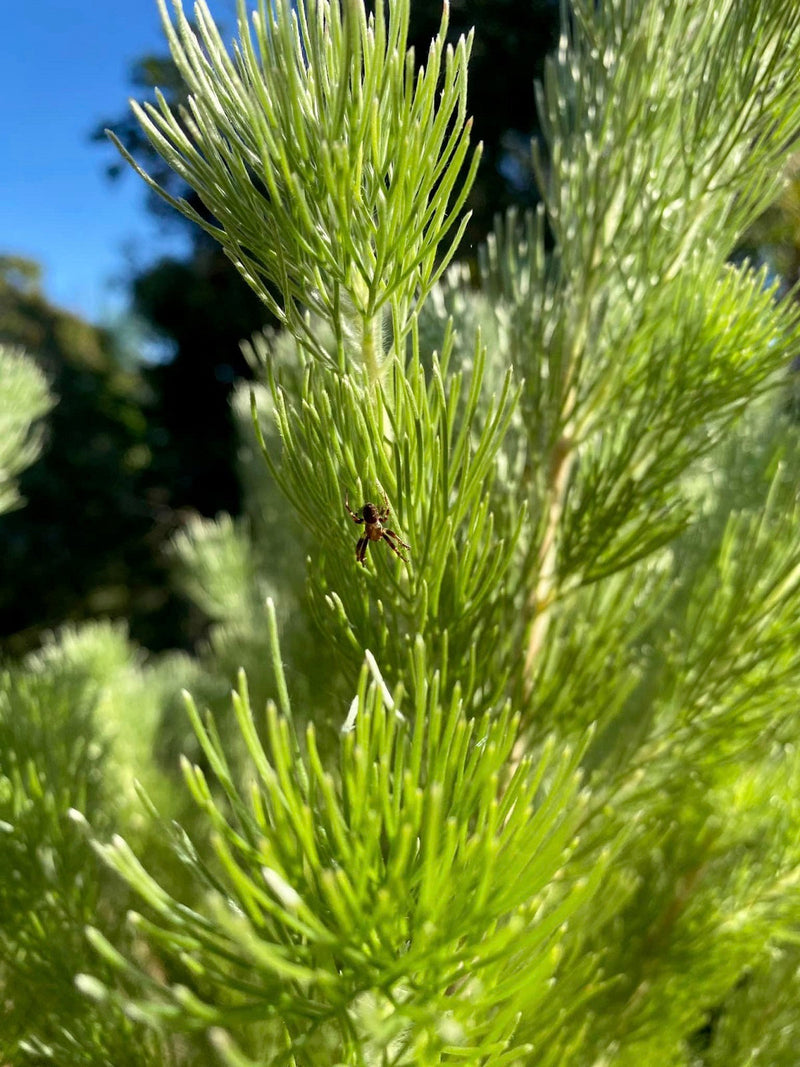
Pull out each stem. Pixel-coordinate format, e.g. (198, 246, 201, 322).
(521, 293, 592, 702)
(361, 309, 394, 447)
(361, 312, 383, 390)
(522, 433, 575, 698)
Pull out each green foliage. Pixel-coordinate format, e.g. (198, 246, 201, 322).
(8, 0, 800, 1063)
(0, 622, 171, 1065)
(0, 328, 194, 1059)
(254, 329, 523, 713)
(96, 3, 560, 245)
(111, 0, 480, 377)
(87, 616, 609, 1066)
(0, 342, 52, 515)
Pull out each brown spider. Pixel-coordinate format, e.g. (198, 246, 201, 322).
(345, 491, 410, 565)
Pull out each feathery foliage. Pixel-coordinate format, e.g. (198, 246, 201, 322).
(86, 617, 611, 1065)
(7, 0, 800, 1063)
(110, 0, 480, 379)
(0, 621, 174, 1062)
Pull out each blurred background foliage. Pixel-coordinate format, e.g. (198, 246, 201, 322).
(0, 255, 183, 656)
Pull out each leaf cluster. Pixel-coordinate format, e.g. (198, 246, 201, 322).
(0, 625, 169, 1065)
(86, 612, 606, 1066)
(113, 0, 479, 375)
(252, 325, 524, 717)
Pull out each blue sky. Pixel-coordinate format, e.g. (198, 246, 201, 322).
(1, 0, 235, 326)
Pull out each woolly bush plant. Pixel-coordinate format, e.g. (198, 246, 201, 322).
(52, 0, 800, 1063)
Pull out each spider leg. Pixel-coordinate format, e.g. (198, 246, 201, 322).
(384, 528, 410, 550)
(345, 494, 364, 525)
(382, 530, 410, 562)
(356, 536, 369, 564)
(378, 491, 391, 522)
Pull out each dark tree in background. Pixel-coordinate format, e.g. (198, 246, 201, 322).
(130, 244, 267, 518)
(0, 257, 186, 654)
(94, 51, 271, 523)
(407, 0, 559, 244)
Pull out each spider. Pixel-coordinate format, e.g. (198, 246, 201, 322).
(345, 491, 410, 566)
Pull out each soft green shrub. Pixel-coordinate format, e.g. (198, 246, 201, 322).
(7, 0, 800, 1063)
